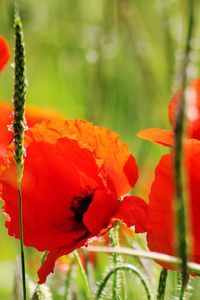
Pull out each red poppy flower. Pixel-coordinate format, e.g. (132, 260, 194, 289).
(138, 78, 200, 270)
(1, 119, 148, 283)
(0, 36, 10, 73)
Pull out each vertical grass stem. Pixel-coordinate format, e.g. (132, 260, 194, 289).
(174, 0, 196, 297)
(109, 223, 125, 300)
(73, 250, 93, 300)
(13, 13, 27, 300)
(157, 268, 168, 300)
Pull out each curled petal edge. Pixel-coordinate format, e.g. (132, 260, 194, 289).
(138, 128, 174, 147)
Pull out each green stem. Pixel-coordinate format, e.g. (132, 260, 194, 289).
(157, 268, 168, 300)
(95, 264, 152, 300)
(178, 272, 190, 300)
(121, 270, 126, 300)
(73, 250, 93, 300)
(13, 13, 27, 300)
(174, 0, 196, 283)
(15, 0, 19, 17)
(86, 246, 200, 275)
(109, 224, 125, 299)
(177, 273, 193, 300)
(41, 251, 48, 265)
(64, 258, 74, 300)
(17, 184, 26, 300)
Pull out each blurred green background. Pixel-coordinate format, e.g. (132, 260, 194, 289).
(0, 0, 200, 299)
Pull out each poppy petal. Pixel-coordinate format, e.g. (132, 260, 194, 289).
(186, 80, 200, 140)
(1, 137, 105, 251)
(168, 89, 181, 128)
(83, 190, 118, 235)
(138, 128, 174, 147)
(147, 152, 177, 269)
(111, 196, 148, 233)
(27, 119, 138, 197)
(185, 139, 200, 264)
(168, 79, 200, 140)
(0, 37, 10, 73)
(38, 237, 90, 284)
(147, 142, 200, 269)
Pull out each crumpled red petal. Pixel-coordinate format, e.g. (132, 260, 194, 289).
(185, 139, 200, 264)
(38, 194, 148, 283)
(147, 140, 200, 269)
(111, 196, 148, 233)
(38, 236, 90, 284)
(26, 119, 138, 197)
(137, 128, 174, 147)
(1, 137, 105, 251)
(147, 153, 176, 269)
(0, 37, 10, 73)
(83, 190, 118, 235)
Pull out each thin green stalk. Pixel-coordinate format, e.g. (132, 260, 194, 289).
(109, 223, 125, 299)
(174, 0, 196, 287)
(157, 268, 168, 300)
(17, 185, 26, 300)
(73, 250, 93, 300)
(86, 246, 200, 275)
(64, 258, 74, 300)
(95, 264, 153, 300)
(15, 0, 20, 17)
(13, 13, 27, 300)
(41, 251, 48, 265)
(109, 227, 118, 299)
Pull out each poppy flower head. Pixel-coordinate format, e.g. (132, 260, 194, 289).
(1, 119, 148, 283)
(147, 140, 200, 269)
(26, 119, 139, 197)
(0, 37, 10, 73)
(138, 78, 200, 272)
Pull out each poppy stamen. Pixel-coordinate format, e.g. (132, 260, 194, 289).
(70, 189, 94, 223)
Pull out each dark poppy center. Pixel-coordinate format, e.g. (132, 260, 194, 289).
(70, 189, 94, 223)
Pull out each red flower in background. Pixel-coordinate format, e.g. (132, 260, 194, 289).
(1, 119, 148, 283)
(0, 37, 10, 73)
(0, 102, 64, 164)
(138, 78, 200, 270)
(0, 101, 62, 165)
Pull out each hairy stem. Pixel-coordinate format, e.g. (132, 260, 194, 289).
(96, 264, 152, 300)
(109, 223, 125, 299)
